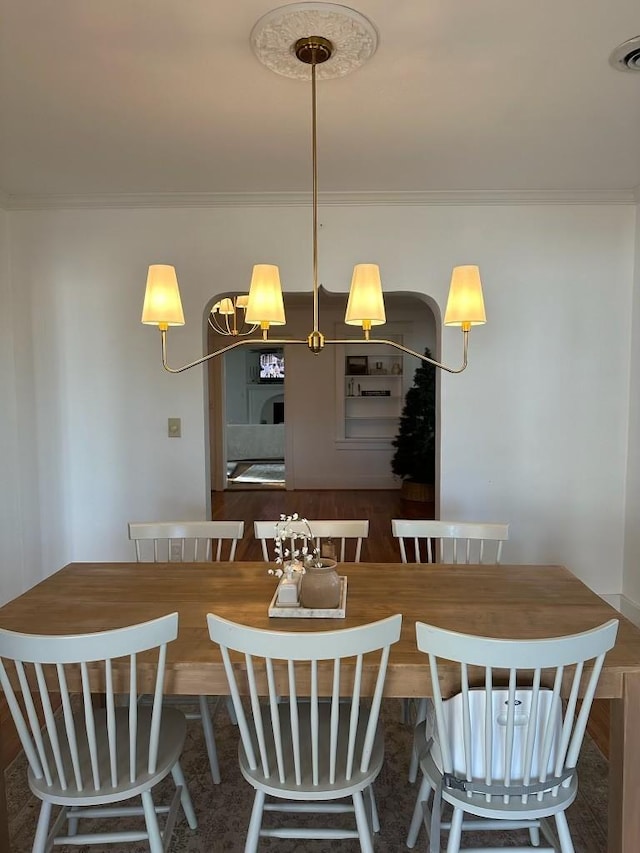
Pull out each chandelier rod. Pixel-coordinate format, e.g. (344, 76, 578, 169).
(312, 56, 320, 337)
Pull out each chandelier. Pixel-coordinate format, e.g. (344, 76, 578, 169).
(141, 3, 487, 374)
(208, 295, 258, 337)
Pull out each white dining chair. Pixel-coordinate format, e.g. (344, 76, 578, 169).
(0, 612, 197, 853)
(128, 519, 244, 562)
(207, 612, 402, 853)
(392, 519, 509, 564)
(406, 618, 619, 852)
(254, 518, 369, 563)
(395, 519, 510, 781)
(128, 519, 245, 785)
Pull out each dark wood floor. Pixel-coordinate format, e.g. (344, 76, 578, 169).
(212, 488, 434, 563)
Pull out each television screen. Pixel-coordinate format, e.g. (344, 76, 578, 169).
(259, 351, 284, 381)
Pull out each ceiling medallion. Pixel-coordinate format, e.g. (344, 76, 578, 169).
(250, 2, 378, 80)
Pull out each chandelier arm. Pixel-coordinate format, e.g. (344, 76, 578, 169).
(236, 323, 261, 336)
(161, 326, 469, 373)
(159, 329, 311, 373)
(323, 330, 470, 374)
(208, 314, 229, 336)
(208, 309, 261, 338)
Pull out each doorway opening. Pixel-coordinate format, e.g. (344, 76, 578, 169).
(207, 289, 440, 497)
(220, 344, 286, 489)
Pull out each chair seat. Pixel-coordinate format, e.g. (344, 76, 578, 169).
(415, 718, 579, 822)
(442, 778, 578, 821)
(30, 706, 187, 806)
(239, 703, 384, 800)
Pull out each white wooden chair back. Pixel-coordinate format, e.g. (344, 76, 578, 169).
(254, 519, 369, 563)
(129, 520, 244, 562)
(0, 613, 178, 795)
(392, 519, 509, 564)
(208, 613, 402, 786)
(415, 618, 618, 800)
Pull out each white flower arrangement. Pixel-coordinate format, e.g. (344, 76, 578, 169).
(268, 513, 322, 578)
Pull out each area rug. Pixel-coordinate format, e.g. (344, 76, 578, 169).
(7, 700, 608, 851)
(229, 463, 285, 484)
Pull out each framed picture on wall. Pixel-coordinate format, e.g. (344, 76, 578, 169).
(346, 355, 368, 375)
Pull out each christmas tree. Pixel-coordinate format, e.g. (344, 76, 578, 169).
(391, 348, 436, 483)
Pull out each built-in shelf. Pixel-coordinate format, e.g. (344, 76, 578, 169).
(339, 349, 405, 441)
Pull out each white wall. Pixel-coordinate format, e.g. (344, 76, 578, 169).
(623, 204, 640, 610)
(0, 210, 48, 604)
(0, 210, 24, 602)
(223, 347, 250, 424)
(4, 201, 635, 600)
(434, 205, 635, 596)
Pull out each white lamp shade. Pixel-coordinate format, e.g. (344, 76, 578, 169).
(141, 265, 185, 326)
(345, 263, 386, 326)
(216, 298, 235, 315)
(245, 265, 286, 326)
(235, 294, 250, 309)
(443, 265, 487, 326)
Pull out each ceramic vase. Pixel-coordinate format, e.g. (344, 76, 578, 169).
(300, 559, 341, 609)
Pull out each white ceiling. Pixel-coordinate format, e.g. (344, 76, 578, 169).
(2, 0, 640, 200)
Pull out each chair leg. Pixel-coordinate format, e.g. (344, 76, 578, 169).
(32, 801, 53, 853)
(529, 823, 541, 846)
(367, 784, 380, 833)
(198, 694, 221, 784)
(225, 695, 238, 725)
(554, 810, 575, 853)
(406, 774, 430, 848)
(446, 807, 463, 853)
(171, 761, 198, 829)
(408, 698, 429, 783)
(401, 697, 411, 724)
(141, 789, 163, 853)
(245, 789, 266, 853)
(353, 790, 374, 853)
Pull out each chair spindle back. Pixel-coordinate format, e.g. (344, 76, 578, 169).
(392, 520, 509, 564)
(416, 619, 618, 802)
(0, 613, 177, 794)
(208, 613, 401, 786)
(254, 519, 369, 563)
(129, 520, 244, 562)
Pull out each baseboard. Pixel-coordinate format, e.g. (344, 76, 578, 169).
(600, 593, 640, 627)
(599, 593, 621, 611)
(620, 595, 640, 627)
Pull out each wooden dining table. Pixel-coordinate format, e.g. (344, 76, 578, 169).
(0, 560, 638, 851)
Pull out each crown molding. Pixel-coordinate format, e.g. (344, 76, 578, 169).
(3, 188, 637, 210)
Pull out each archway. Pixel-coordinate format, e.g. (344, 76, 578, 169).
(205, 289, 440, 501)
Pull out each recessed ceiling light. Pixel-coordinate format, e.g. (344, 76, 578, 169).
(610, 36, 640, 72)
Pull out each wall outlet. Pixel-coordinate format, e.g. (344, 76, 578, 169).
(168, 417, 181, 438)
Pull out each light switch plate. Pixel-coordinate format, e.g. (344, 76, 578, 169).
(168, 417, 181, 438)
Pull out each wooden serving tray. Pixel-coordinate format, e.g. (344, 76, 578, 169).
(268, 576, 347, 618)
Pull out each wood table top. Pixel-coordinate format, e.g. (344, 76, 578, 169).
(0, 561, 634, 698)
